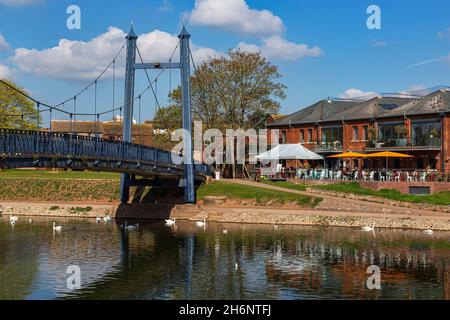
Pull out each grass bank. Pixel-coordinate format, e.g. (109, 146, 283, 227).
(0, 178, 120, 202)
(198, 181, 322, 207)
(315, 182, 450, 206)
(0, 169, 120, 180)
(261, 180, 307, 192)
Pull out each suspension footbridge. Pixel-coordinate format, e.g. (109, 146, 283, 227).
(0, 26, 211, 204)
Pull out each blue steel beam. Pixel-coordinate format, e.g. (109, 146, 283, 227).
(120, 26, 138, 203)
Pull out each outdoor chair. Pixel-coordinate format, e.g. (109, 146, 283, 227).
(406, 172, 413, 182)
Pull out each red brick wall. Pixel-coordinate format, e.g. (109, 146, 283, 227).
(360, 181, 450, 194)
(444, 116, 450, 175)
(343, 122, 372, 152)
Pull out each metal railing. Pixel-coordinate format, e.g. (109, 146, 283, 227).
(0, 129, 211, 176)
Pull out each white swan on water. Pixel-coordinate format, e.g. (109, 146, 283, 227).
(362, 223, 375, 232)
(103, 215, 112, 223)
(423, 229, 434, 235)
(196, 218, 206, 227)
(10, 214, 18, 223)
(165, 218, 176, 226)
(125, 222, 139, 231)
(53, 222, 62, 232)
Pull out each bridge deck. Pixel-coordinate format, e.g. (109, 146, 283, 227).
(0, 129, 210, 179)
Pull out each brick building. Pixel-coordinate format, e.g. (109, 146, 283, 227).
(267, 89, 450, 175)
(50, 116, 161, 147)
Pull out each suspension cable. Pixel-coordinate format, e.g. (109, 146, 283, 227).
(136, 46, 161, 113)
(52, 40, 127, 110)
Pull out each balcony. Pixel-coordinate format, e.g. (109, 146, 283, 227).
(315, 141, 343, 152)
(366, 138, 441, 151)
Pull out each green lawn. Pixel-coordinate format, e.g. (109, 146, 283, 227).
(198, 181, 322, 207)
(0, 169, 120, 180)
(261, 180, 307, 192)
(315, 182, 450, 206)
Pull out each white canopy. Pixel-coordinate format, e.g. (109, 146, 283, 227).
(256, 144, 324, 161)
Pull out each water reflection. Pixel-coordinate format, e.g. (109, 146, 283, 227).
(0, 217, 449, 300)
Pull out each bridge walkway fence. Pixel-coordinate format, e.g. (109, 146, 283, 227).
(0, 129, 210, 176)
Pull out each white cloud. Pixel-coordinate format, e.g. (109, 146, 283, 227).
(0, 0, 40, 6)
(10, 27, 221, 81)
(0, 33, 10, 51)
(0, 64, 12, 78)
(189, 0, 284, 36)
(237, 36, 322, 61)
(398, 84, 426, 95)
(339, 88, 378, 100)
(407, 53, 450, 68)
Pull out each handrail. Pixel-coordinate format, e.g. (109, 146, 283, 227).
(0, 129, 211, 176)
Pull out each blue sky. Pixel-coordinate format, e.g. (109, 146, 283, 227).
(0, 0, 449, 125)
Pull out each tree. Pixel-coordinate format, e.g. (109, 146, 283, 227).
(0, 79, 40, 130)
(164, 49, 286, 132)
(155, 50, 287, 178)
(152, 103, 182, 150)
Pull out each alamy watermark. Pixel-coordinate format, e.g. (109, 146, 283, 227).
(67, 5, 81, 30)
(66, 265, 81, 290)
(366, 265, 382, 290)
(367, 5, 381, 30)
(170, 121, 280, 167)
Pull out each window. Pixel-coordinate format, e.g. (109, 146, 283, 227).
(321, 126, 343, 150)
(378, 122, 405, 147)
(280, 130, 287, 144)
(352, 126, 359, 141)
(362, 126, 369, 141)
(300, 130, 305, 143)
(412, 120, 441, 147)
(308, 129, 313, 143)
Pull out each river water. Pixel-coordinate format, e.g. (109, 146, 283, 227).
(0, 216, 449, 300)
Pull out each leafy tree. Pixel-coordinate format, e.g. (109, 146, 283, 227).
(0, 79, 40, 130)
(152, 103, 182, 150)
(155, 50, 286, 149)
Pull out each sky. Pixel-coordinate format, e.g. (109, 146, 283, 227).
(0, 0, 449, 126)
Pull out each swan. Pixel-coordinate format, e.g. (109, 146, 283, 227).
(103, 215, 112, 222)
(362, 223, 375, 232)
(273, 225, 279, 231)
(9, 214, 18, 223)
(53, 222, 62, 232)
(196, 218, 206, 227)
(96, 217, 101, 224)
(28, 219, 33, 224)
(125, 222, 139, 231)
(423, 229, 434, 235)
(165, 218, 176, 226)
(222, 229, 228, 235)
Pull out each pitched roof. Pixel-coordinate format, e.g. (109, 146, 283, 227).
(267, 100, 360, 127)
(325, 96, 414, 122)
(270, 114, 288, 121)
(379, 90, 450, 118)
